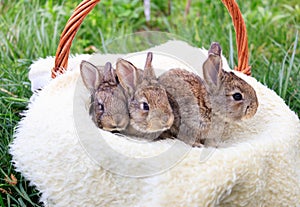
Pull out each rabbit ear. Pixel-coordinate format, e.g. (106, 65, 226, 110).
(102, 62, 117, 84)
(116, 58, 138, 96)
(203, 42, 223, 91)
(143, 52, 156, 79)
(80, 60, 102, 90)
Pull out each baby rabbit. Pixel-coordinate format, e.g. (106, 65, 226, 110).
(116, 52, 175, 140)
(158, 42, 258, 147)
(80, 60, 129, 132)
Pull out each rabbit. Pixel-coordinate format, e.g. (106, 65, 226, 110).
(158, 67, 212, 146)
(116, 52, 175, 140)
(80, 60, 129, 132)
(158, 42, 258, 147)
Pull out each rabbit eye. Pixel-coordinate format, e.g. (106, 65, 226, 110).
(98, 103, 104, 111)
(232, 93, 243, 101)
(140, 102, 149, 111)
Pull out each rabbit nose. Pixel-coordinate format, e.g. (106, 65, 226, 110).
(112, 114, 128, 129)
(148, 109, 174, 131)
(161, 113, 174, 127)
(243, 103, 258, 120)
(150, 113, 174, 130)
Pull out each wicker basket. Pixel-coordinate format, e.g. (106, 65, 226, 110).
(10, 1, 300, 206)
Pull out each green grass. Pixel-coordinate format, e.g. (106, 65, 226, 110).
(0, 0, 299, 206)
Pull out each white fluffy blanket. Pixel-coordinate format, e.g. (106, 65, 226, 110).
(11, 41, 300, 206)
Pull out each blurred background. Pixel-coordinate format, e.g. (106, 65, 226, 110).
(0, 0, 299, 206)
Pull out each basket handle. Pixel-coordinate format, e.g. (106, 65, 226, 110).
(51, 0, 251, 78)
(221, 0, 251, 75)
(51, 0, 100, 78)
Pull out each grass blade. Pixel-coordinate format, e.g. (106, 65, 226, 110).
(282, 30, 298, 99)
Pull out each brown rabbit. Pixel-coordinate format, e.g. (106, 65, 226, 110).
(80, 61, 129, 132)
(158, 42, 258, 147)
(116, 52, 175, 140)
